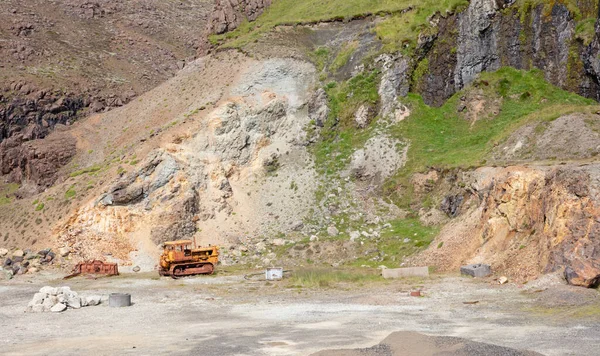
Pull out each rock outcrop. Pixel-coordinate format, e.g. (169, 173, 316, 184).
(416, 0, 600, 106)
(207, 0, 272, 35)
(417, 164, 600, 288)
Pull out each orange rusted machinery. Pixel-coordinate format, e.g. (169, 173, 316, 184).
(158, 240, 219, 277)
(64, 260, 119, 279)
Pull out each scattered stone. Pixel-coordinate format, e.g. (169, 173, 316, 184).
(309, 235, 319, 242)
(42, 296, 58, 311)
(12, 250, 24, 258)
(271, 239, 285, 246)
(290, 221, 304, 231)
(27, 287, 103, 313)
(403, 238, 411, 243)
(327, 226, 339, 237)
(40, 286, 58, 296)
(255, 242, 266, 253)
(67, 296, 81, 309)
(58, 247, 71, 257)
(38, 249, 50, 257)
(460, 264, 492, 278)
(349, 231, 361, 241)
(86, 296, 102, 306)
(354, 105, 371, 128)
(133, 266, 141, 273)
(564, 266, 600, 288)
(0, 268, 14, 280)
(28, 267, 38, 273)
(50, 303, 67, 313)
(0, 248, 8, 257)
(498, 276, 508, 285)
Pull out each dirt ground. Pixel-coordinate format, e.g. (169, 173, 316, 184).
(1, 270, 599, 356)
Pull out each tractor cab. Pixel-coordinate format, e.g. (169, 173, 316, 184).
(163, 240, 194, 261)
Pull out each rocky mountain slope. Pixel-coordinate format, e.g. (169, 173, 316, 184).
(3, 0, 600, 287)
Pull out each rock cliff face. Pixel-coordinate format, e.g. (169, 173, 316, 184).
(0, 86, 83, 190)
(416, 163, 600, 288)
(417, 0, 600, 106)
(207, 0, 272, 35)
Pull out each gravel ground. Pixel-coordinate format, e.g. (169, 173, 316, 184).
(1, 271, 599, 356)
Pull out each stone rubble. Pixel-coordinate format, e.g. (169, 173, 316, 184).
(26, 286, 104, 313)
(0, 247, 56, 280)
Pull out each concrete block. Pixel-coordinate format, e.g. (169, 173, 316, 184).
(460, 264, 491, 278)
(382, 267, 429, 279)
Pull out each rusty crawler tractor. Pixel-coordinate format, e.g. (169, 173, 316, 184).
(158, 240, 219, 277)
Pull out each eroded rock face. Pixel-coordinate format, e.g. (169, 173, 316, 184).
(454, 0, 500, 91)
(418, 1, 599, 106)
(1, 130, 76, 191)
(56, 57, 318, 264)
(417, 165, 600, 287)
(101, 151, 179, 206)
(207, 0, 272, 35)
(377, 54, 410, 120)
(348, 135, 407, 184)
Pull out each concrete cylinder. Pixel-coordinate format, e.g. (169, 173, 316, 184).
(109, 293, 131, 307)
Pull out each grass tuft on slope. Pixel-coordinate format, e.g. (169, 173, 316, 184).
(383, 67, 599, 205)
(211, 0, 470, 50)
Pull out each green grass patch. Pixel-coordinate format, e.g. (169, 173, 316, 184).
(349, 218, 440, 268)
(287, 267, 383, 288)
(313, 71, 380, 175)
(575, 17, 597, 46)
(70, 164, 103, 178)
(0, 183, 19, 206)
(523, 304, 600, 320)
(212, 0, 469, 50)
(375, 0, 468, 54)
(65, 186, 77, 199)
(383, 67, 598, 206)
(34, 203, 45, 211)
(309, 47, 330, 73)
(330, 41, 358, 73)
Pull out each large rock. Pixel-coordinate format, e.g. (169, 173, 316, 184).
(307, 88, 329, 128)
(28, 292, 46, 306)
(460, 264, 492, 278)
(349, 135, 407, 184)
(0, 268, 13, 280)
(58, 247, 71, 257)
(42, 296, 58, 311)
(39, 286, 58, 296)
(377, 54, 410, 120)
(50, 303, 67, 313)
(207, 0, 272, 35)
(67, 296, 82, 309)
(417, 1, 599, 106)
(327, 226, 339, 237)
(564, 264, 600, 288)
(11, 250, 24, 258)
(86, 295, 102, 306)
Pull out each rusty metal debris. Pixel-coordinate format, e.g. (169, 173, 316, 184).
(64, 260, 119, 279)
(409, 290, 422, 297)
